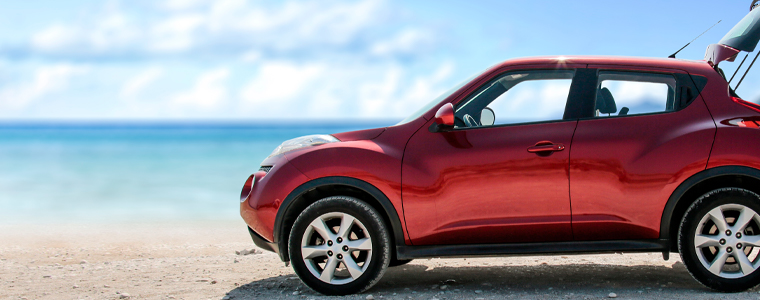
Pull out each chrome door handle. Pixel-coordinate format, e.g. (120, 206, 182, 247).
(527, 142, 565, 153)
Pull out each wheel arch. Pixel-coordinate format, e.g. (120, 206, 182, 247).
(661, 165, 760, 251)
(273, 176, 405, 262)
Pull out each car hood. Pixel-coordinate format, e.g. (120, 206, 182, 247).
(331, 127, 386, 142)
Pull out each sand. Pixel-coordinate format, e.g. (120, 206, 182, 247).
(2, 220, 759, 300)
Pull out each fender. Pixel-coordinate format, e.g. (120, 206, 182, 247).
(273, 176, 406, 261)
(660, 165, 760, 241)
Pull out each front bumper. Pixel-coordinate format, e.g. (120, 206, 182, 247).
(240, 157, 311, 261)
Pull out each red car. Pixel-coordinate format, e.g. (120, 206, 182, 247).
(241, 5, 760, 295)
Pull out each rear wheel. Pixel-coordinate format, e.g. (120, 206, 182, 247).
(288, 196, 390, 295)
(679, 188, 760, 292)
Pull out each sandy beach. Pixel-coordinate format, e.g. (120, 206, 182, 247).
(2, 221, 760, 300)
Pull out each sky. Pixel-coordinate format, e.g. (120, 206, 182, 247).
(0, 0, 758, 122)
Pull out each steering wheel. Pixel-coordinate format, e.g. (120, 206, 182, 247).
(463, 114, 480, 127)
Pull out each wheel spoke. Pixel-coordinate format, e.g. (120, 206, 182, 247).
(336, 214, 356, 239)
(342, 255, 364, 279)
(734, 250, 757, 275)
(707, 207, 729, 233)
(319, 256, 339, 283)
(310, 217, 335, 241)
(732, 207, 758, 232)
(694, 234, 722, 248)
(301, 245, 329, 259)
(346, 238, 372, 251)
(743, 235, 760, 247)
(709, 249, 730, 275)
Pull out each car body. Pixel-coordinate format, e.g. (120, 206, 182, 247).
(240, 4, 760, 295)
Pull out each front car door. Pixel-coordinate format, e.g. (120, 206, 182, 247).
(402, 65, 588, 245)
(569, 66, 716, 241)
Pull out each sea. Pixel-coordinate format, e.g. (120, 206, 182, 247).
(0, 122, 393, 225)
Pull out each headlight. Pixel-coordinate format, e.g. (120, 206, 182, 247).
(268, 134, 339, 158)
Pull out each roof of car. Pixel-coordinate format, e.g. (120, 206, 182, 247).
(495, 56, 714, 74)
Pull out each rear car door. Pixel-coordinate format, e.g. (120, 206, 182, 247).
(569, 66, 716, 241)
(402, 65, 587, 245)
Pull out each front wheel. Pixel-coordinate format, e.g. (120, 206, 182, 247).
(288, 196, 391, 295)
(679, 188, 760, 292)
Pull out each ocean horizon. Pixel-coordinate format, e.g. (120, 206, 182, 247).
(0, 121, 397, 225)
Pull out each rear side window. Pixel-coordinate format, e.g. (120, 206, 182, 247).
(594, 71, 677, 118)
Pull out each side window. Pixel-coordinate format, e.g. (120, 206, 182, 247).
(454, 70, 575, 128)
(595, 71, 677, 117)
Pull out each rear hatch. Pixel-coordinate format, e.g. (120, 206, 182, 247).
(705, 4, 760, 65)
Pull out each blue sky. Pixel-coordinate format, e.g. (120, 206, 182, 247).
(0, 0, 757, 121)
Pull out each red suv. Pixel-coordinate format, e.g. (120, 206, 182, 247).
(240, 6, 760, 295)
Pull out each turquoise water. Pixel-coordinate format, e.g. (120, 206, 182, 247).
(0, 123, 389, 224)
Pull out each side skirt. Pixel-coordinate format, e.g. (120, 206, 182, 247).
(396, 239, 669, 260)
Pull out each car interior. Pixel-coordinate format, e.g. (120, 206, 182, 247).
(595, 87, 624, 117)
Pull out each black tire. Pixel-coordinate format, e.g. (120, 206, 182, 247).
(388, 258, 413, 267)
(678, 187, 760, 292)
(288, 196, 391, 295)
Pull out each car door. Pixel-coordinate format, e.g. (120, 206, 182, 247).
(569, 66, 716, 241)
(402, 65, 588, 245)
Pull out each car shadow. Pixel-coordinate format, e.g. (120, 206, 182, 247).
(225, 260, 759, 299)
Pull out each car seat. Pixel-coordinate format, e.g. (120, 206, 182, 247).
(596, 87, 617, 116)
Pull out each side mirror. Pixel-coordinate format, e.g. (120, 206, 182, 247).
(481, 107, 495, 126)
(434, 103, 455, 126)
(430, 103, 455, 132)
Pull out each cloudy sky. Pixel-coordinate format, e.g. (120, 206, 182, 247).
(0, 0, 757, 121)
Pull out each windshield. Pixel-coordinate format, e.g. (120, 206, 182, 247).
(395, 74, 478, 125)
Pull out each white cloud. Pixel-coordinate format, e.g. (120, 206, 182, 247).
(164, 0, 210, 11)
(89, 13, 139, 51)
(31, 25, 80, 52)
(240, 50, 261, 63)
(172, 68, 230, 109)
(0, 64, 88, 110)
(4, 0, 454, 120)
(148, 14, 206, 53)
(22, 0, 415, 61)
(31, 6, 139, 56)
(240, 62, 324, 106)
(358, 66, 402, 117)
(384, 62, 454, 117)
(121, 67, 165, 98)
(238, 60, 455, 119)
(371, 28, 435, 57)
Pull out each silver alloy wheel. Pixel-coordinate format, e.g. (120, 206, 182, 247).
(695, 204, 760, 278)
(301, 212, 373, 285)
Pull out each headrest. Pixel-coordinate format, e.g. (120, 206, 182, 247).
(596, 87, 617, 114)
